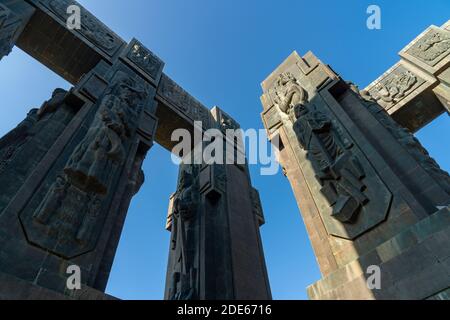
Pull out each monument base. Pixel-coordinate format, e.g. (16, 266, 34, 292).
(307, 206, 450, 300)
(0, 271, 117, 300)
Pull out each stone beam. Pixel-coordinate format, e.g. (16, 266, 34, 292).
(365, 20, 450, 132)
(5, 0, 214, 150)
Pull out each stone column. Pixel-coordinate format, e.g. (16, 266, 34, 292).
(0, 0, 34, 60)
(365, 20, 450, 131)
(0, 39, 161, 299)
(164, 108, 271, 300)
(261, 51, 450, 300)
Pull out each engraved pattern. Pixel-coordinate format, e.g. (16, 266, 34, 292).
(407, 30, 450, 66)
(168, 167, 200, 301)
(42, 0, 123, 56)
(126, 40, 164, 81)
(158, 74, 211, 126)
(22, 71, 150, 258)
(368, 67, 424, 109)
(271, 72, 308, 122)
(293, 103, 367, 224)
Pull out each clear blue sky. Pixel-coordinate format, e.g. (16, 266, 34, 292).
(0, 0, 449, 300)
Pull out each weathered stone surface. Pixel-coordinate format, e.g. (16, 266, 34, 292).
(0, 1, 269, 301)
(262, 50, 450, 300)
(38, 0, 125, 57)
(406, 29, 450, 67)
(165, 126, 271, 300)
(366, 65, 426, 112)
(0, 1, 34, 60)
(121, 38, 165, 85)
(365, 23, 450, 132)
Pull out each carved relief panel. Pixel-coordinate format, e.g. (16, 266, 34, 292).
(19, 67, 154, 258)
(366, 65, 426, 111)
(267, 71, 392, 239)
(158, 74, 212, 128)
(406, 29, 450, 67)
(121, 38, 165, 86)
(167, 165, 201, 300)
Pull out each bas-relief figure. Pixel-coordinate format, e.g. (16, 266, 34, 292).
(273, 72, 368, 224)
(168, 168, 199, 300)
(127, 40, 164, 82)
(407, 30, 450, 66)
(369, 68, 419, 108)
(44, 0, 122, 56)
(26, 71, 150, 257)
(158, 74, 211, 126)
(64, 72, 147, 194)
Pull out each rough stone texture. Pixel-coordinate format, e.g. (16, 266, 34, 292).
(261, 50, 450, 300)
(0, 0, 35, 60)
(164, 110, 271, 300)
(365, 21, 450, 132)
(307, 207, 450, 300)
(0, 0, 270, 301)
(0, 57, 160, 298)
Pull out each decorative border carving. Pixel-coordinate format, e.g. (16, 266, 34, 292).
(39, 0, 124, 57)
(158, 74, 211, 127)
(122, 38, 165, 85)
(406, 29, 450, 67)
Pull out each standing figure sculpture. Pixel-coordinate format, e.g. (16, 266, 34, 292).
(272, 73, 368, 223)
(168, 169, 199, 300)
(28, 72, 150, 257)
(64, 72, 147, 195)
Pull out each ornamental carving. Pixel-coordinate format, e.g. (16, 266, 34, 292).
(22, 71, 150, 258)
(168, 168, 200, 300)
(158, 74, 211, 126)
(407, 30, 450, 66)
(126, 40, 164, 81)
(272, 72, 308, 122)
(293, 104, 367, 223)
(368, 67, 424, 108)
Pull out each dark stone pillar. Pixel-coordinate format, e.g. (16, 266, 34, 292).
(261, 51, 450, 300)
(0, 0, 34, 60)
(164, 109, 271, 300)
(0, 39, 161, 298)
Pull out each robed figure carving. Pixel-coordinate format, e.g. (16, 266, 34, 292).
(64, 73, 147, 195)
(293, 103, 368, 223)
(168, 169, 199, 300)
(272, 72, 368, 223)
(27, 72, 149, 258)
